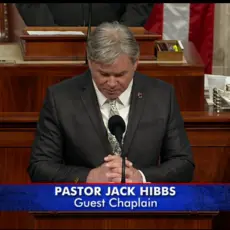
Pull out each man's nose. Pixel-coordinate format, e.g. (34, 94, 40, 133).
(107, 77, 117, 88)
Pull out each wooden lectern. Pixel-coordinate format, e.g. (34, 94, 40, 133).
(18, 26, 160, 61)
(32, 212, 217, 229)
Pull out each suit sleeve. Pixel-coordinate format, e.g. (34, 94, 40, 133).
(140, 86, 195, 182)
(119, 3, 154, 26)
(16, 3, 56, 26)
(28, 88, 91, 182)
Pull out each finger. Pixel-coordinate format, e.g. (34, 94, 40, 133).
(104, 155, 120, 162)
(104, 155, 133, 167)
(125, 168, 133, 178)
(111, 177, 122, 183)
(125, 160, 133, 167)
(105, 162, 121, 169)
(111, 178, 133, 183)
(106, 159, 132, 168)
(106, 172, 121, 179)
(111, 167, 133, 177)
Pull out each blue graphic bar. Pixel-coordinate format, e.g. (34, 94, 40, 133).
(0, 184, 229, 211)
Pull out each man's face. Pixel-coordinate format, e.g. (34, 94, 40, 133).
(89, 54, 138, 100)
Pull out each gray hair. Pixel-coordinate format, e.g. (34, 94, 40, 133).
(86, 21, 140, 64)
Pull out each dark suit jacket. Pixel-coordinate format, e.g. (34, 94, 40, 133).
(28, 71, 195, 183)
(16, 3, 153, 27)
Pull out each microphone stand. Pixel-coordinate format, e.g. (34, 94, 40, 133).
(85, 3, 92, 65)
(121, 153, 126, 183)
(117, 137, 125, 183)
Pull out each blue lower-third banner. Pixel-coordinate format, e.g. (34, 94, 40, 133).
(0, 184, 230, 211)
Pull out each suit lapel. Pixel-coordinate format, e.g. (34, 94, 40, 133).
(123, 74, 147, 156)
(80, 73, 112, 155)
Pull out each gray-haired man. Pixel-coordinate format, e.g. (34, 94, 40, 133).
(28, 22, 195, 183)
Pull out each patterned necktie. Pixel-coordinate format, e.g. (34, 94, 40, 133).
(108, 100, 122, 155)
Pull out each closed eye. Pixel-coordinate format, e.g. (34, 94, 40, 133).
(115, 71, 127, 77)
(100, 72, 110, 77)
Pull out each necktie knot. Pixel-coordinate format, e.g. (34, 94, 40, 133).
(108, 99, 119, 118)
(108, 99, 116, 107)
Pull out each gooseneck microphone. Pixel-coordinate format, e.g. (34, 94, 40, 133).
(85, 3, 92, 65)
(108, 115, 126, 183)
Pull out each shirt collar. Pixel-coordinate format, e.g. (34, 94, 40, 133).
(93, 79, 133, 107)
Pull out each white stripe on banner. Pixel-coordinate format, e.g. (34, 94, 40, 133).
(163, 3, 190, 41)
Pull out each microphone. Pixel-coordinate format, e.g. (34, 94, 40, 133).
(85, 3, 92, 65)
(108, 115, 126, 183)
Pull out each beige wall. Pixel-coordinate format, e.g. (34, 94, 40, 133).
(213, 4, 230, 75)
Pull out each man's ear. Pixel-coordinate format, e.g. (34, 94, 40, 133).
(134, 59, 139, 71)
(88, 59, 92, 69)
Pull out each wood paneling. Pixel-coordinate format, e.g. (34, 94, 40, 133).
(0, 148, 31, 183)
(0, 66, 204, 112)
(0, 212, 34, 229)
(192, 147, 230, 182)
(0, 41, 204, 112)
(34, 212, 215, 229)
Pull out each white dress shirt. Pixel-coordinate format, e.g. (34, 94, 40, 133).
(92, 80, 146, 182)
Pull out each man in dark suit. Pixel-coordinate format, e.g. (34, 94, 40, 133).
(16, 3, 153, 27)
(28, 22, 195, 183)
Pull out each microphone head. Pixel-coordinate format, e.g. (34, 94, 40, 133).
(108, 115, 126, 136)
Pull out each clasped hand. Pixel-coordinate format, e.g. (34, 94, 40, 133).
(86, 154, 143, 183)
